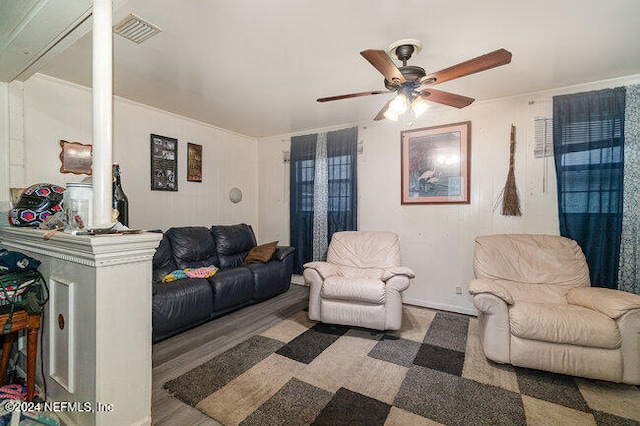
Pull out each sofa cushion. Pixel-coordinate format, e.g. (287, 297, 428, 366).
(211, 224, 256, 269)
(327, 231, 401, 269)
(245, 261, 288, 301)
(321, 276, 386, 305)
(152, 278, 214, 336)
(509, 302, 621, 349)
(166, 226, 219, 269)
(208, 267, 254, 311)
(152, 233, 178, 284)
(242, 241, 278, 265)
(474, 234, 590, 288)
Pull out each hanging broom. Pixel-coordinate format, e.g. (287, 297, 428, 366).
(496, 124, 522, 216)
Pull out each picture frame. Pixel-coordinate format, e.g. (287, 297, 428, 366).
(59, 140, 93, 175)
(150, 134, 178, 191)
(187, 143, 202, 182)
(401, 121, 471, 204)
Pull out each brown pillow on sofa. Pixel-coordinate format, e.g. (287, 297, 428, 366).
(242, 241, 278, 265)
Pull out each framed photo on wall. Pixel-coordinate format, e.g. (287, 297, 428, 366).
(401, 121, 471, 204)
(151, 134, 178, 191)
(187, 143, 202, 182)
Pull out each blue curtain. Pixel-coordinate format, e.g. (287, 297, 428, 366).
(289, 127, 358, 274)
(289, 134, 317, 275)
(553, 87, 626, 288)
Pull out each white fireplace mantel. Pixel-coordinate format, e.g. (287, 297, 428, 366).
(0, 227, 161, 426)
(2, 227, 160, 267)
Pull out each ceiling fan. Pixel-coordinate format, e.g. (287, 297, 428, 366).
(317, 39, 512, 122)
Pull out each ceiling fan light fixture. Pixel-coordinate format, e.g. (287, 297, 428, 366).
(411, 97, 430, 118)
(389, 94, 408, 115)
(383, 109, 399, 121)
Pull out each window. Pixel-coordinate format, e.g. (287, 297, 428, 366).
(328, 155, 353, 212)
(556, 117, 623, 214)
(297, 159, 315, 212)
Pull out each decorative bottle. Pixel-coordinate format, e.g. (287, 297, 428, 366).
(112, 162, 129, 227)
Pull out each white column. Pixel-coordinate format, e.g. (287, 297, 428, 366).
(92, 0, 113, 225)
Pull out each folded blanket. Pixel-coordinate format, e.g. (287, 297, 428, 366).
(162, 266, 218, 282)
(162, 270, 189, 282)
(186, 267, 218, 279)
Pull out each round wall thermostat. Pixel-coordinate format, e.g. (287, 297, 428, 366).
(229, 187, 242, 203)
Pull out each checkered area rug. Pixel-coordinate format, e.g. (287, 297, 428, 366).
(164, 306, 640, 425)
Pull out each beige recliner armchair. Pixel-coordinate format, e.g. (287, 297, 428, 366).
(303, 231, 415, 331)
(469, 234, 640, 384)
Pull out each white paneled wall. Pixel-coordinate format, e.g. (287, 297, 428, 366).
(256, 76, 640, 315)
(1, 81, 28, 210)
(22, 74, 257, 231)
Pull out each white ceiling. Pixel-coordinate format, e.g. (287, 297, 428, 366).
(22, 0, 640, 137)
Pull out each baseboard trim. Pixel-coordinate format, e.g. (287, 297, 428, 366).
(291, 274, 306, 285)
(404, 298, 477, 317)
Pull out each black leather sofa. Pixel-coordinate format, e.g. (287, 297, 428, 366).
(151, 224, 295, 342)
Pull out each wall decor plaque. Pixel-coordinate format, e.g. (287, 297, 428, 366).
(151, 134, 178, 191)
(187, 143, 202, 182)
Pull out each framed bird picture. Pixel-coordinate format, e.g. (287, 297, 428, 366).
(401, 121, 470, 204)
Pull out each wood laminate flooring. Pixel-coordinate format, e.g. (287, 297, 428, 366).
(152, 283, 310, 425)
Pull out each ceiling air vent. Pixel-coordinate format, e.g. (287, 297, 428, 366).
(113, 14, 161, 44)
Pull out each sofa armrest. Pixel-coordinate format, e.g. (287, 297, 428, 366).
(471, 291, 511, 364)
(616, 309, 640, 384)
(303, 268, 323, 321)
(303, 261, 340, 279)
(273, 246, 295, 262)
(567, 287, 640, 319)
(469, 279, 514, 305)
(380, 266, 415, 281)
(385, 275, 411, 292)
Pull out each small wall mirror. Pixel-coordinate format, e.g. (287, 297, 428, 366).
(60, 140, 93, 175)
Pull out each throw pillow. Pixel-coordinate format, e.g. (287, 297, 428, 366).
(242, 241, 278, 265)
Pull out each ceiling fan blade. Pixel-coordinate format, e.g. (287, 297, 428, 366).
(420, 89, 475, 109)
(374, 98, 394, 121)
(317, 90, 391, 102)
(420, 48, 512, 87)
(360, 49, 406, 85)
